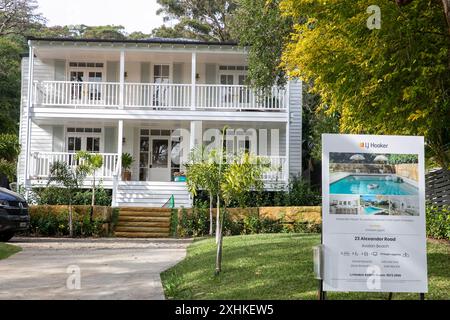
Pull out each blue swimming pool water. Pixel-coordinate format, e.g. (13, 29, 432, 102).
(330, 175, 418, 195)
(364, 206, 384, 215)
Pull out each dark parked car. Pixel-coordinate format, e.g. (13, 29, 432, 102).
(0, 187, 30, 242)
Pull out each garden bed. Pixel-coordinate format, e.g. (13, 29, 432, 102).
(21, 205, 119, 237)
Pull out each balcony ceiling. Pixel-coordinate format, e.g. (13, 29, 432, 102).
(34, 47, 247, 64)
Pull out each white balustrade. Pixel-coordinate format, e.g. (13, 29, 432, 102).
(124, 83, 191, 109)
(34, 81, 287, 111)
(35, 81, 120, 107)
(31, 152, 119, 179)
(196, 84, 287, 111)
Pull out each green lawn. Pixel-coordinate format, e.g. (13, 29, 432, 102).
(0, 243, 21, 260)
(161, 233, 450, 300)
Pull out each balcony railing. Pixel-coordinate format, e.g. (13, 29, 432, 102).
(31, 152, 119, 179)
(33, 81, 288, 111)
(34, 81, 120, 107)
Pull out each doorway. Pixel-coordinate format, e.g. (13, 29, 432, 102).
(69, 62, 104, 103)
(139, 129, 171, 182)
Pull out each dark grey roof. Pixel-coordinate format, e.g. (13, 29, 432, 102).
(27, 36, 238, 46)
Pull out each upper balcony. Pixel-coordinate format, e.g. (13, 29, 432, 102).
(27, 37, 291, 121)
(32, 81, 288, 112)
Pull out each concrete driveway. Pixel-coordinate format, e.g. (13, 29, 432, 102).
(0, 237, 191, 300)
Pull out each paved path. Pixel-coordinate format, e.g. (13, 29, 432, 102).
(0, 237, 191, 300)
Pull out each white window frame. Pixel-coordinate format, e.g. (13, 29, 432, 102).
(64, 126, 105, 153)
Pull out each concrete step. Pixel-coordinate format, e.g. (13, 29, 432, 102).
(115, 226, 169, 233)
(116, 221, 170, 228)
(115, 231, 170, 238)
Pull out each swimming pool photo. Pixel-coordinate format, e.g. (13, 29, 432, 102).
(359, 195, 390, 215)
(330, 175, 418, 195)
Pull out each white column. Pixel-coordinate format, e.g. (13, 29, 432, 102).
(191, 52, 197, 110)
(285, 121, 290, 184)
(119, 50, 125, 109)
(117, 120, 124, 179)
(286, 81, 291, 184)
(190, 120, 202, 151)
(24, 41, 35, 190)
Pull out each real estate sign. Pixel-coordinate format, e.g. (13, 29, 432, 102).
(322, 134, 428, 293)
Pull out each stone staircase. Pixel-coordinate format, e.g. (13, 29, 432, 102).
(115, 207, 172, 238)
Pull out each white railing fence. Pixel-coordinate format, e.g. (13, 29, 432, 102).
(196, 84, 288, 110)
(34, 81, 287, 111)
(34, 81, 120, 107)
(31, 152, 119, 179)
(124, 83, 191, 109)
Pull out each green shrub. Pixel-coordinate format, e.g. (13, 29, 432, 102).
(426, 205, 450, 240)
(176, 205, 321, 237)
(170, 208, 179, 237)
(243, 215, 261, 234)
(193, 177, 321, 208)
(27, 207, 106, 237)
(31, 186, 112, 206)
(178, 203, 210, 237)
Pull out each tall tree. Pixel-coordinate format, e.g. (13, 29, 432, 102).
(0, 38, 20, 134)
(279, 0, 450, 169)
(231, 0, 292, 88)
(154, 0, 237, 41)
(0, 0, 44, 37)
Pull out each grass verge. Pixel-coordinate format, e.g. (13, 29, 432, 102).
(0, 243, 22, 260)
(161, 233, 450, 300)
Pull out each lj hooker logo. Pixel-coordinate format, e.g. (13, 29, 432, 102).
(360, 142, 388, 150)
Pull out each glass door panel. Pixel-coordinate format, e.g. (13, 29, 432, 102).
(67, 136, 82, 166)
(151, 139, 169, 168)
(139, 136, 149, 181)
(88, 71, 103, 101)
(86, 137, 100, 152)
(70, 71, 84, 100)
(238, 74, 250, 104)
(220, 74, 234, 104)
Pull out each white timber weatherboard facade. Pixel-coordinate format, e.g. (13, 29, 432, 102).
(18, 37, 303, 208)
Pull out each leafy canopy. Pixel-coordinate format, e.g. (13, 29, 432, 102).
(154, 0, 237, 41)
(279, 0, 450, 167)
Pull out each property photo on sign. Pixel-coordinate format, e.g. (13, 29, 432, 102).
(322, 134, 428, 294)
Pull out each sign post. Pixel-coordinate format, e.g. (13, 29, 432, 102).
(321, 134, 428, 296)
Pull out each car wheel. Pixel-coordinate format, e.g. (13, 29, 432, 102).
(0, 232, 14, 242)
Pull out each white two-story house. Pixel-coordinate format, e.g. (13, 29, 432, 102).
(18, 37, 302, 208)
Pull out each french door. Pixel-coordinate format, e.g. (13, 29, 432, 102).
(219, 73, 248, 105)
(69, 69, 103, 102)
(67, 134, 101, 153)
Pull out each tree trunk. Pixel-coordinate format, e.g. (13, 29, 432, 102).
(68, 203, 73, 237)
(209, 192, 213, 236)
(442, 0, 450, 70)
(215, 206, 226, 276)
(215, 194, 220, 244)
(90, 173, 95, 223)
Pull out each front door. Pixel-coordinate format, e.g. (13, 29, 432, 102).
(139, 129, 171, 182)
(149, 138, 170, 181)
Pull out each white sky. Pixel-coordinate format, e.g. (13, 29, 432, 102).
(36, 0, 164, 34)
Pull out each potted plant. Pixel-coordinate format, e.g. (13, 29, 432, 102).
(121, 153, 134, 181)
(173, 171, 186, 182)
